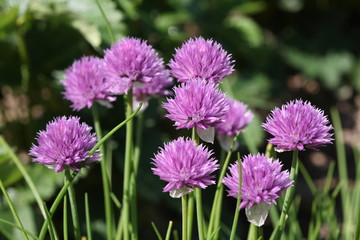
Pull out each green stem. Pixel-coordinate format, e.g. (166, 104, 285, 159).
(0, 180, 29, 240)
(0, 219, 38, 240)
(195, 188, 205, 240)
(38, 171, 78, 240)
(182, 195, 188, 240)
(129, 112, 143, 240)
(330, 109, 350, 219)
(247, 224, 257, 240)
(85, 193, 93, 240)
(63, 194, 68, 240)
(92, 104, 113, 240)
(207, 131, 241, 239)
(15, 28, 30, 92)
(89, 103, 142, 157)
(186, 192, 194, 240)
(65, 169, 80, 240)
(94, 0, 115, 43)
(229, 154, 242, 240)
(270, 150, 299, 240)
(165, 221, 173, 240)
(0, 137, 46, 219)
(121, 90, 134, 240)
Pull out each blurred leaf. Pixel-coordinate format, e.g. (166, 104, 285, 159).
(0, 145, 22, 187)
(222, 74, 272, 109)
(225, 14, 264, 48)
(0, 7, 18, 29)
(282, 48, 354, 89)
(232, 1, 267, 15)
(352, 60, 360, 93)
(71, 19, 101, 48)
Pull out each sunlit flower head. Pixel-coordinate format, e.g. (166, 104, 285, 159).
(29, 116, 100, 173)
(223, 153, 292, 226)
(103, 37, 166, 95)
(169, 37, 234, 84)
(62, 56, 116, 111)
(262, 99, 333, 152)
(163, 79, 229, 143)
(152, 137, 219, 198)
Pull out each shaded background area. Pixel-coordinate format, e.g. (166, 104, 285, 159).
(1, 0, 360, 239)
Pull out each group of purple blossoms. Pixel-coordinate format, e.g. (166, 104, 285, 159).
(29, 36, 333, 227)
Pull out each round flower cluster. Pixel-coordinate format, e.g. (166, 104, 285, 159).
(29, 116, 100, 173)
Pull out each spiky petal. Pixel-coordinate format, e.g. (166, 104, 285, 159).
(62, 56, 116, 111)
(103, 37, 166, 95)
(262, 99, 333, 152)
(152, 137, 219, 198)
(163, 79, 229, 130)
(169, 37, 234, 84)
(29, 116, 100, 173)
(223, 153, 292, 226)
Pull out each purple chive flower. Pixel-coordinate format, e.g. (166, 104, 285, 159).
(29, 116, 100, 173)
(103, 37, 166, 95)
(133, 69, 173, 111)
(163, 79, 229, 143)
(215, 98, 254, 151)
(169, 37, 234, 84)
(223, 153, 292, 226)
(262, 99, 333, 152)
(152, 137, 219, 198)
(62, 56, 116, 111)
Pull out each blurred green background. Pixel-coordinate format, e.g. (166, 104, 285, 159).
(1, 0, 360, 239)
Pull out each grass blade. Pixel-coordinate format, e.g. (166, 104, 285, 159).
(0, 179, 29, 240)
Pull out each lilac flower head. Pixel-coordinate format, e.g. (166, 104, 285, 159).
(163, 79, 229, 143)
(133, 69, 173, 111)
(216, 98, 253, 136)
(29, 116, 100, 173)
(152, 137, 219, 198)
(262, 99, 333, 152)
(62, 56, 116, 111)
(103, 37, 166, 95)
(223, 153, 292, 226)
(169, 37, 234, 84)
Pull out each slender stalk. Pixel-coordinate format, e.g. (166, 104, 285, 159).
(63, 195, 68, 240)
(43, 203, 58, 240)
(270, 150, 299, 240)
(182, 195, 188, 240)
(0, 219, 38, 240)
(65, 169, 80, 240)
(92, 104, 113, 240)
(15, 29, 30, 92)
(94, 0, 115, 43)
(0, 180, 29, 240)
(247, 224, 257, 240)
(229, 154, 242, 240)
(38, 171, 78, 240)
(129, 112, 144, 240)
(165, 221, 173, 240)
(122, 90, 134, 240)
(85, 193, 93, 240)
(195, 188, 205, 240)
(151, 222, 163, 240)
(207, 131, 241, 239)
(330, 108, 350, 236)
(89, 103, 142, 157)
(183, 192, 193, 240)
(0, 137, 46, 219)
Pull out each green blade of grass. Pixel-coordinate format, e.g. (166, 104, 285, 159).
(0, 179, 29, 240)
(0, 218, 38, 240)
(85, 193, 93, 240)
(151, 222, 164, 240)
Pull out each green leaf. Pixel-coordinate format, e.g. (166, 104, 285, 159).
(225, 14, 264, 48)
(0, 146, 22, 187)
